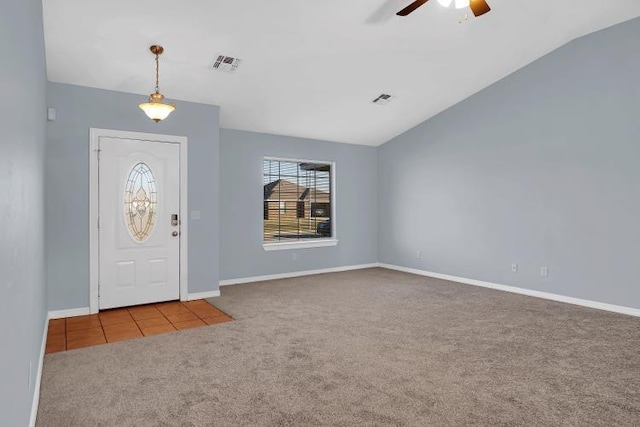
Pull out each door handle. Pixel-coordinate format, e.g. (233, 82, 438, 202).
(172, 231, 179, 237)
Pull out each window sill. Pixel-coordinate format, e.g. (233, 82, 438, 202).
(263, 239, 339, 251)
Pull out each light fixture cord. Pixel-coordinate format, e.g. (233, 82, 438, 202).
(155, 52, 160, 94)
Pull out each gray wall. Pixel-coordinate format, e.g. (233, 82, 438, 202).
(378, 18, 640, 309)
(0, 0, 48, 424)
(46, 83, 220, 310)
(220, 129, 378, 280)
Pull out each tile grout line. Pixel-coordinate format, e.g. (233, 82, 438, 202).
(183, 302, 207, 322)
(126, 307, 147, 337)
(97, 312, 108, 345)
(160, 311, 176, 332)
(183, 300, 232, 322)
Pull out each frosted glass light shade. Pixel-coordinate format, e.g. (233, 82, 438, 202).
(139, 92, 175, 122)
(437, 0, 453, 6)
(455, 0, 470, 8)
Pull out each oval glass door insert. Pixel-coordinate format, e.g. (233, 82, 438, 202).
(124, 162, 158, 242)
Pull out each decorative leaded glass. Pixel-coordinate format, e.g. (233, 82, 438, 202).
(124, 162, 157, 242)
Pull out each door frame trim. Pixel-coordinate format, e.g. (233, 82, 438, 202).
(89, 128, 189, 313)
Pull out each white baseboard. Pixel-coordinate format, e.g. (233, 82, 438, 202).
(48, 307, 91, 319)
(219, 263, 380, 287)
(187, 290, 221, 300)
(29, 314, 49, 427)
(379, 263, 640, 317)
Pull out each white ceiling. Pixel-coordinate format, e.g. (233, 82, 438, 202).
(42, 0, 640, 146)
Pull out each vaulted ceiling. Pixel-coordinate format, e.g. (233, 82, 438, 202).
(43, 0, 640, 146)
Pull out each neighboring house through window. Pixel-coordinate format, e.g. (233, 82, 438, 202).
(263, 158, 336, 250)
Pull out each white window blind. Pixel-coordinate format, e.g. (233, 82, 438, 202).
(263, 159, 332, 244)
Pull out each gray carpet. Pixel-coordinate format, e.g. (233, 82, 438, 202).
(37, 268, 640, 426)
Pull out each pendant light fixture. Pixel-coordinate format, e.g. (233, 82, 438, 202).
(139, 45, 175, 122)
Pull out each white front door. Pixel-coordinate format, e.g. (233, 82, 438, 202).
(98, 137, 181, 309)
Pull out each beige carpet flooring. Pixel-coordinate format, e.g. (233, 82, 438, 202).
(37, 268, 640, 426)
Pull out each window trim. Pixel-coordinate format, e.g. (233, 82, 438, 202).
(262, 157, 337, 251)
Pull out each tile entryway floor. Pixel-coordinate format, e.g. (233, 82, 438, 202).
(45, 300, 232, 353)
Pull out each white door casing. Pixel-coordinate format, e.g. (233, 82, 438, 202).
(89, 129, 188, 313)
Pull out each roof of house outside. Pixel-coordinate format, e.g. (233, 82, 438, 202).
(264, 179, 329, 202)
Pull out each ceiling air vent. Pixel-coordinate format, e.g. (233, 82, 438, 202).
(372, 94, 393, 105)
(211, 55, 242, 73)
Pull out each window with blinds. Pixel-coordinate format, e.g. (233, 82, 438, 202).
(263, 159, 333, 244)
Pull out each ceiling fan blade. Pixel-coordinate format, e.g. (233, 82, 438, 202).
(396, 0, 430, 16)
(469, 0, 491, 17)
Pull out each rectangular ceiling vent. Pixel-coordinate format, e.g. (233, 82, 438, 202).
(211, 55, 242, 73)
(372, 94, 393, 105)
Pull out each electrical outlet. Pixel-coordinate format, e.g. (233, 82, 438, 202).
(416, 250, 422, 259)
(190, 210, 201, 220)
(292, 252, 298, 261)
(511, 263, 518, 273)
(540, 266, 549, 277)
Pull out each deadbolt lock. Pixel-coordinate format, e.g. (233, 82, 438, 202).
(171, 214, 179, 226)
